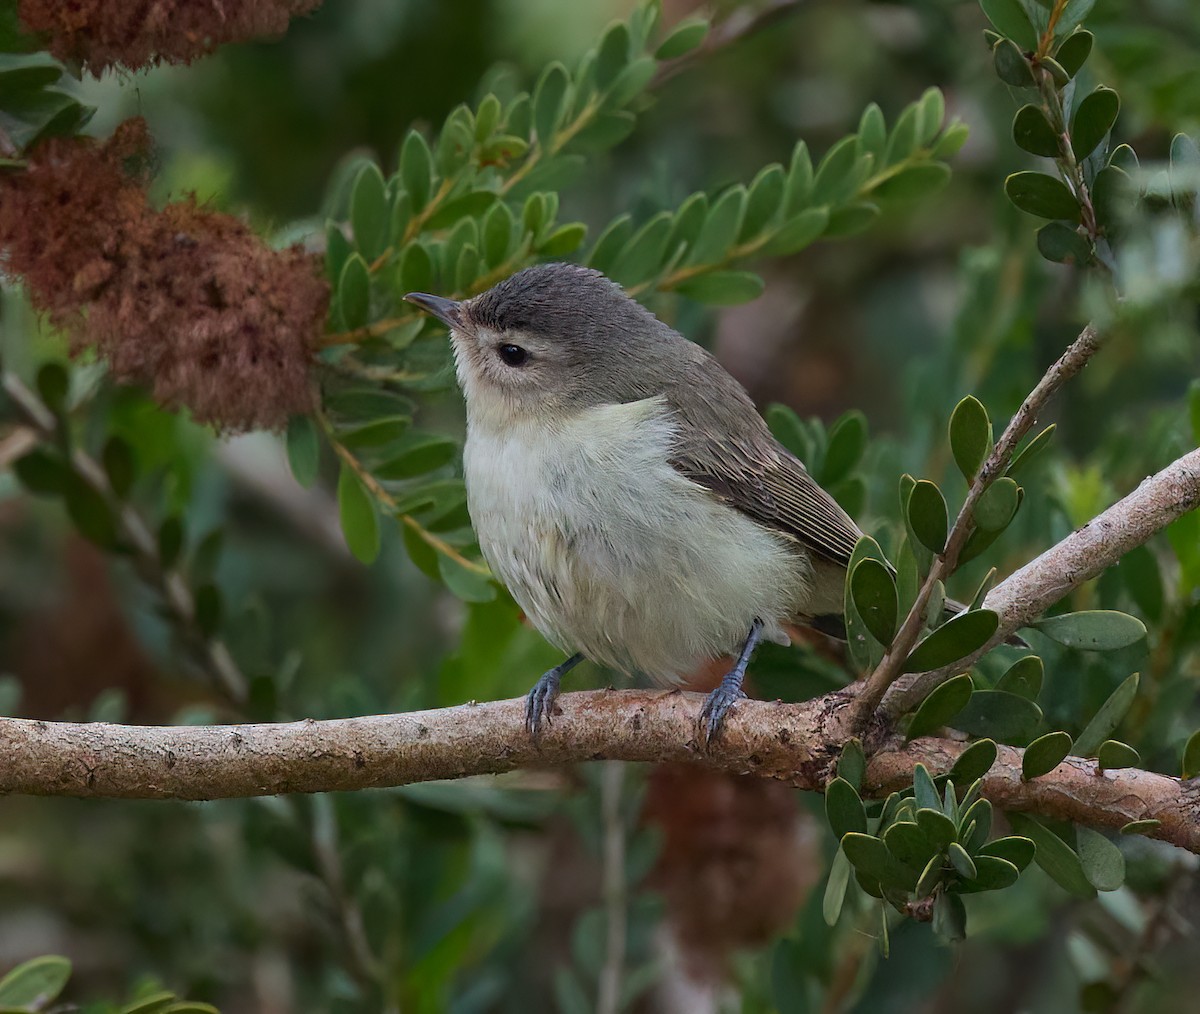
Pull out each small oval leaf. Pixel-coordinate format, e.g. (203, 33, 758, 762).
(1022, 730, 1072, 780)
(949, 396, 992, 482)
(903, 610, 999, 673)
(906, 673, 973, 740)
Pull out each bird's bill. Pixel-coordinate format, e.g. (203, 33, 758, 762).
(404, 292, 463, 330)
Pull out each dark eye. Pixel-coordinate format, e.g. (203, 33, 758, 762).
(497, 343, 529, 367)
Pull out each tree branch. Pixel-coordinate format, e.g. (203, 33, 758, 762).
(884, 444, 1200, 716)
(3, 689, 1199, 852)
(847, 323, 1104, 728)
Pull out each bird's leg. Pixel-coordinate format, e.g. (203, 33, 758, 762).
(699, 618, 764, 745)
(526, 653, 585, 736)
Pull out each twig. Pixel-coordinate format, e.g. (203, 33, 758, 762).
(847, 322, 1104, 729)
(1, 373, 248, 704)
(883, 444, 1200, 716)
(597, 761, 627, 1014)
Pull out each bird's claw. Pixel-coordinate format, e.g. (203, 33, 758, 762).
(525, 669, 562, 738)
(699, 680, 746, 746)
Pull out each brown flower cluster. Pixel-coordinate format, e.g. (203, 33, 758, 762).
(0, 119, 327, 432)
(18, 0, 323, 74)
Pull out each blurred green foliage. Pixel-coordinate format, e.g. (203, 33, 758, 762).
(1, 0, 1200, 1012)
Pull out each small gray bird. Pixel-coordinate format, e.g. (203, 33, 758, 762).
(406, 263, 865, 741)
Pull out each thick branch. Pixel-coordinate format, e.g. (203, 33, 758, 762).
(2, 690, 1199, 853)
(884, 445, 1200, 715)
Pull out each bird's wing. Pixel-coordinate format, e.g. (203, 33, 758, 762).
(672, 440, 863, 568)
(659, 363, 864, 569)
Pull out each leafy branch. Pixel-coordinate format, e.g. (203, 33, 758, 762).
(2, 368, 248, 704)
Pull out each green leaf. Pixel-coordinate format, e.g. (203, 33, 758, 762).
(350, 163, 388, 262)
(974, 476, 1020, 532)
(438, 554, 495, 603)
(811, 136, 860, 205)
(1121, 820, 1160, 836)
(907, 479, 948, 555)
(604, 56, 656, 108)
(997, 655, 1043, 699)
(1071, 87, 1120, 161)
(1073, 673, 1140, 757)
(822, 846, 852, 926)
(285, 416, 320, 488)
(948, 841, 978, 880)
(912, 763, 941, 812)
(955, 855, 1020, 893)
(872, 163, 952, 202)
(674, 270, 764, 305)
(951, 739, 998, 783)
(858, 103, 887, 159)
(397, 242, 434, 299)
(102, 436, 136, 499)
(373, 434, 458, 480)
(1056, 0, 1096, 37)
(1004, 172, 1082, 221)
(36, 361, 69, 412)
(823, 201, 880, 237)
(850, 557, 898, 646)
(841, 833, 918, 891)
(337, 254, 370, 331)
(978, 835, 1036, 870)
(611, 211, 672, 286)
(157, 517, 184, 570)
(740, 164, 785, 243)
(1007, 424, 1055, 478)
(424, 190, 498, 231)
(481, 201, 515, 267)
(992, 38, 1035, 87)
(13, 448, 68, 495)
(783, 140, 813, 213)
(1022, 731, 1072, 779)
(399, 131, 434, 212)
(0, 955, 71, 1007)
(337, 464, 380, 565)
(904, 611, 999, 673)
(953, 690, 1042, 742)
(844, 536, 891, 672)
(533, 62, 570, 144)
(1097, 740, 1140, 771)
(656, 17, 709, 59)
(934, 121, 971, 157)
(0, 52, 62, 94)
(822, 410, 867, 486)
(1007, 813, 1096, 898)
(1076, 826, 1125, 891)
(594, 22, 630, 90)
(917, 87, 946, 144)
(1092, 165, 1132, 236)
(64, 473, 118, 548)
(821, 747, 859, 807)
(1182, 729, 1200, 779)
(1055, 30, 1094, 77)
(907, 673, 973, 740)
(825, 777, 867, 839)
(1032, 611, 1146, 651)
(980, 0, 1037, 48)
(687, 185, 746, 265)
(1013, 104, 1061, 158)
(949, 396, 992, 482)
(959, 798, 993, 850)
(587, 214, 633, 273)
(882, 821, 938, 869)
(1037, 221, 1093, 264)
(538, 222, 587, 256)
(763, 206, 829, 256)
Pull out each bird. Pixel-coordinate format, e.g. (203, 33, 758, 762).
(406, 262, 868, 743)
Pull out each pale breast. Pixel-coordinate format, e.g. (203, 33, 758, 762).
(462, 397, 813, 684)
